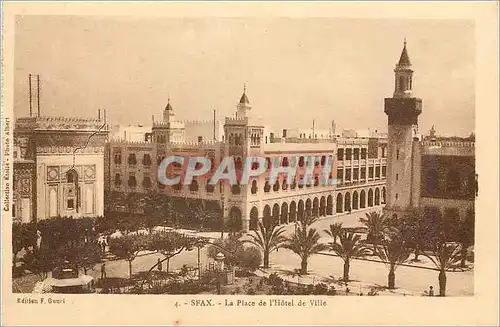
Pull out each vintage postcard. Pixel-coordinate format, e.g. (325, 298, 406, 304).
(1, 1, 499, 326)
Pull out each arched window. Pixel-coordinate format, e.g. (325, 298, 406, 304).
(128, 153, 137, 165)
(399, 75, 405, 91)
(128, 175, 137, 188)
(251, 180, 258, 194)
(143, 154, 152, 166)
(189, 179, 199, 192)
(143, 176, 152, 188)
(114, 153, 122, 164)
(282, 157, 289, 167)
(114, 173, 121, 186)
(273, 180, 280, 192)
(298, 156, 305, 167)
(282, 179, 288, 191)
(206, 183, 215, 193)
(264, 181, 271, 193)
(67, 169, 77, 183)
(232, 182, 241, 195)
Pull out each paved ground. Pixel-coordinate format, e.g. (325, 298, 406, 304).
(15, 208, 473, 295)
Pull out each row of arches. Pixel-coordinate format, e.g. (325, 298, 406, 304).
(247, 186, 386, 230)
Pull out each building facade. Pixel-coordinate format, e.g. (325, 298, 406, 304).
(383, 41, 475, 223)
(106, 90, 387, 231)
(13, 116, 109, 222)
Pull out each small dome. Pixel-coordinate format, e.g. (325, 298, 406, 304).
(164, 98, 173, 111)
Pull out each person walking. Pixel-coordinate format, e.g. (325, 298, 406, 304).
(157, 258, 163, 272)
(428, 286, 434, 297)
(101, 263, 107, 280)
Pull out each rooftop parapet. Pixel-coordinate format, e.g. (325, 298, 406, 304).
(422, 140, 475, 148)
(15, 116, 109, 132)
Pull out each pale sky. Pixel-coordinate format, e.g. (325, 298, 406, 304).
(14, 16, 474, 136)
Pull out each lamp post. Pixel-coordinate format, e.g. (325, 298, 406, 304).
(215, 252, 225, 294)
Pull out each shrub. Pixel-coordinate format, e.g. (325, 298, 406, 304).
(327, 285, 337, 296)
(246, 287, 256, 295)
(267, 273, 283, 287)
(314, 283, 328, 295)
(306, 284, 314, 295)
(238, 246, 262, 271)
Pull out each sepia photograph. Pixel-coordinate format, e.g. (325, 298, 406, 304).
(1, 1, 498, 326)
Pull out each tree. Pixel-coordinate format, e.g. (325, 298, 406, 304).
(396, 209, 426, 261)
(328, 230, 371, 281)
(324, 222, 343, 244)
(108, 234, 148, 279)
(147, 231, 199, 274)
(207, 235, 244, 267)
(424, 242, 462, 296)
(74, 242, 102, 275)
(283, 221, 327, 274)
(139, 191, 169, 233)
(21, 248, 57, 280)
(190, 201, 220, 231)
(376, 237, 412, 289)
(457, 213, 474, 267)
(358, 211, 391, 255)
(245, 221, 287, 268)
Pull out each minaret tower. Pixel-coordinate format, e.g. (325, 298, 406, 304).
(236, 84, 252, 119)
(384, 40, 423, 218)
(163, 97, 175, 123)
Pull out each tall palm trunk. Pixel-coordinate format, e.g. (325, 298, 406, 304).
(438, 269, 447, 296)
(343, 260, 350, 281)
(128, 260, 133, 279)
(263, 251, 270, 269)
(388, 265, 396, 289)
(414, 245, 420, 261)
(166, 258, 170, 274)
(300, 258, 308, 275)
(460, 246, 467, 267)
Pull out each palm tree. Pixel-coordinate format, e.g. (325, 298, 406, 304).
(376, 237, 412, 289)
(245, 221, 287, 268)
(329, 230, 371, 281)
(283, 222, 327, 274)
(358, 211, 391, 255)
(425, 242, 462, 296)
(324, 222, 343, 244)
(457, 213, 474, 267)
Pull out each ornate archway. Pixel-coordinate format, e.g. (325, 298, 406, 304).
(326, 195, 333, 215)
(280, 202, 289, 224)
(249, 207, 259, 230)
(272, 204, 280, 226)
(263, 205, 271, 227)
(298, 200, 305, 221)
(368, 189, 374, 207)
(319, 196, 326, 216)
(352, 191, 359, 210)
(344, 192, 351, 212)
(336, 193, 343, 213)
(375, 188, 380, 205)
(289, 201, 297, 222)
(313, 197, 319, 217)
(229, 207, 242, 231)
(382, 187, 387, 204)
(360, 190, 366, 208)
(305, 199, 312, 217)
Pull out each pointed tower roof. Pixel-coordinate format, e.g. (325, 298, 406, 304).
(164, 98, 173, 111)
(397, 39, 412, 67)
(239, 84, 250, 104)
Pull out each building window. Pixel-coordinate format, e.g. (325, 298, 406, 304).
(375, 166, 380, 178)
(67, 170, 77, 183)
(67, 199, 75, 210)
(206, 183, 214, 193)
(337, 169, 343, 184)
(266, 157, 272, 170)
(314, 176, 319, 186)
(282, 157, 289, 167)
(232, 183, 241, 195)
(264, 181, 271, 192)
(189, 179, 199, 192)
(345, 149, 352, 160)
(114, 153, 122, 165)
(114, 173, 121, 186)
(361, 167, 366, 180)
(282, 180, 288, 191)
(337, 149, 344, 161)
(128, 175, 137, 188)
(354, 148, 360, 160)
(396, 150, 400, 160)
(143, 176, 152, 188)
(273, 180, 280, 192)
(368, 167, 374, 179)
(353, 168, 359, 181)
(298, 175, 304, 188)
(396, 173, 399, 181)
(361, 148, 367, 160)
(298, 156, 305, 167)
(128, 153, 137, 165)
(143, 154, 152, 166)
(251, 180, 258, 194)
(320, 156, 326, 166)
(345, 169, 351, 182)
(395, 193, 398, 200)
(382, 166, 387, 178)
(382, 147, 386, 158)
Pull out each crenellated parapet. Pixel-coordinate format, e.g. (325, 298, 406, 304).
(225, 117, 248, 126)
(108, 138, 152, 146)
(422, 140, 475, 148)
(15, 116, 108, 132)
